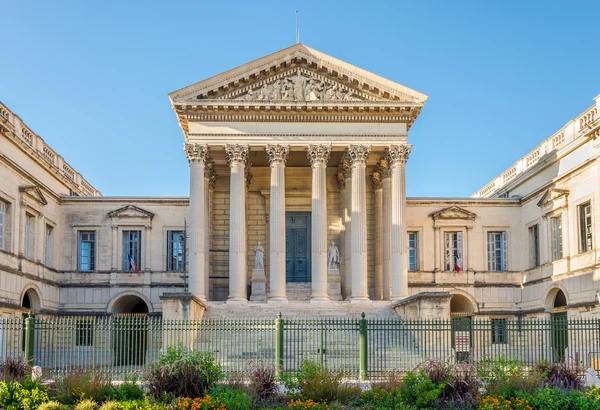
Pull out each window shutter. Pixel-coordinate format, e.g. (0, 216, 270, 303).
(0, 204, 5, 250)
(457, 231, 463, 260)
(502, 232, 507, 271)
(487, 233, 494, 271)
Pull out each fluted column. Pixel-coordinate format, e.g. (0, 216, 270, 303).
(339, 155, 352, 299)
(205, 161, 216, 301)
(372, 170, 384, 300)
(267, 144, 289, 302)
(309, 144, 331, 302)
(184, 143, 209, 301)
(348, 145, 371, 302)
(226, 144, 249, 303)
(380, 158, 392, 300)
(389, 144, 411, 300)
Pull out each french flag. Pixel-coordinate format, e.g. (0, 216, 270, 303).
(455, 255, 462, 273)
(128, 253, 140, 273)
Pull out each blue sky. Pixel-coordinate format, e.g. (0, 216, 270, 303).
(1, 1, 598, 197)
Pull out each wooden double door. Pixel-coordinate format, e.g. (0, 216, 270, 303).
(285, 213, 311, 283)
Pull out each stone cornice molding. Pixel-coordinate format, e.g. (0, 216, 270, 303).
(225, 144, 249, 166)
(307, 144, 331, 167)
(387, 144, 412, 166)
(19, 186, 48, 206)
(108, 205, 155, 220)
(347, 145, 371, 166)
(184, 143, 209, 164)
(266, 144, 290, 166)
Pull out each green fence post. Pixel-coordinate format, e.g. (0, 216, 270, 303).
(24, 311, 35, 366)
(276, 312, 284, 377)
(359, 312, 368, 380)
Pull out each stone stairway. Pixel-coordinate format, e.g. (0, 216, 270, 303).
(286, 282, 312, 301)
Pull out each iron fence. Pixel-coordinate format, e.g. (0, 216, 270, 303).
(1, 313, 599, 379)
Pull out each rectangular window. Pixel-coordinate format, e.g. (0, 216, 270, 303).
(579, 202, 593, 253)
(0, 201, 7, 251)
(75, 320, 93, 347)
(23, 214, 35, 259)
(444, 231, 463, 272)
(551, 216, 563, 261)
(167, 230, 185, 272)
(408, 232, 419, 271)
(491, 319, 508, 344)
(123, 230, 141, 272)
(529, 224, 540, 268)
(487, 231, 507, 271)
(44, 225, 54, 267)
(78, 231, 96, 271)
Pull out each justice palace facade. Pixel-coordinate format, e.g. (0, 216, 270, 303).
(1, 44, 599, 320)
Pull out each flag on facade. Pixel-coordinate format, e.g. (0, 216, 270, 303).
(455, 255, 462, 273)
(128, 253, 140, 273)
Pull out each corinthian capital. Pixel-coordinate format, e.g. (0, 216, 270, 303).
(386, 144, 412, 166)
(266, 144, 289, 166)
(225, 144, 249, 166)
(204, 160, 217, 188)
(347, 145, 371, 166)
(184, 143, 209, 164)
(308, 144, 331, 167)
(377, 157, 391, 179)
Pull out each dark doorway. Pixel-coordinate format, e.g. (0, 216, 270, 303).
(285, 213, 311, 283)
(551, 290, 568, 362)
(111, 295, 149, 367)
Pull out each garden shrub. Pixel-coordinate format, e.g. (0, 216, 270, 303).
(108, 381, 144, 401)
(0, 378, 49, 410)
(287, 399, 329, 410)
(99, 402, 123, 410)
(478, 395, 533, 410)
(478, 358, 541, 399)
(175, 396, 226, 410)
(282, 361, 343, 403)
(371, 370, 404, 393)
(247, 360, 278, 399)
(52, 369, 113, 405)
(143, 345, 223, 400)
(332, 384, 362, 405)
(0, 357, 31, 382)
(399, 370, 444, 409)
(209, 385, 253, 410)
(357, 386, 404, 409)
(535, 359, 585, 391)
(38, 401, 67, 410)
(477, 356, 526, 387)
(75, 399, 100, 410)
(441, 362, 480, 406)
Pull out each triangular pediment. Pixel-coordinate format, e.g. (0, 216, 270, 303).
(19, 185, 48, 206)
(108, 205, 154, 220)
(430, 206, 476, 221)
(169, 44, 428, 105)
(537, 188, 569, 207)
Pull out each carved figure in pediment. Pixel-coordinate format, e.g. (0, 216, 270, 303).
(244, 88, 254, 100)
(271, 80, 282, 101)
(305, 78, 320, 101)
(293, 75, 305, 101)
(342, 90, 353, 101)
(282, 80, 294, 101)
(324, 84, 339, 101)
(257, 84, 269, 100)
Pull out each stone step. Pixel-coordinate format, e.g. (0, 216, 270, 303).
(286, 282, 312, 301)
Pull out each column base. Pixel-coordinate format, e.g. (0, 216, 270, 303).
(310, 297, 330, 304)
(268, 297, 289, 304)
(226, 297, 248, 305)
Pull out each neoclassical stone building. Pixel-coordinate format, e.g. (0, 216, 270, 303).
(1, 44, 599, 320)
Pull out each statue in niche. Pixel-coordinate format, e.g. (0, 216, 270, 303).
(328, 241, 340, 270)
(254, 241, 264, 270)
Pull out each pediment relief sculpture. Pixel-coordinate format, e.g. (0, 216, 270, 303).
(108, 205, 154, 220)
(223, 69, 359, 103)
(430, 206, 476, 221)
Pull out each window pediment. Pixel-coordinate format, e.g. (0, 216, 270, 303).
(19, 185, 48, 206)
(108, 205, 154, 220)
(430, 206, 476, 221)
(537, 188, 569, 208)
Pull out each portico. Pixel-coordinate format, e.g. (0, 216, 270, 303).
(170, 44, 427, 305)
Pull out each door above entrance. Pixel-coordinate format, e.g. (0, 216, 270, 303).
(285, 213, 311, 283)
